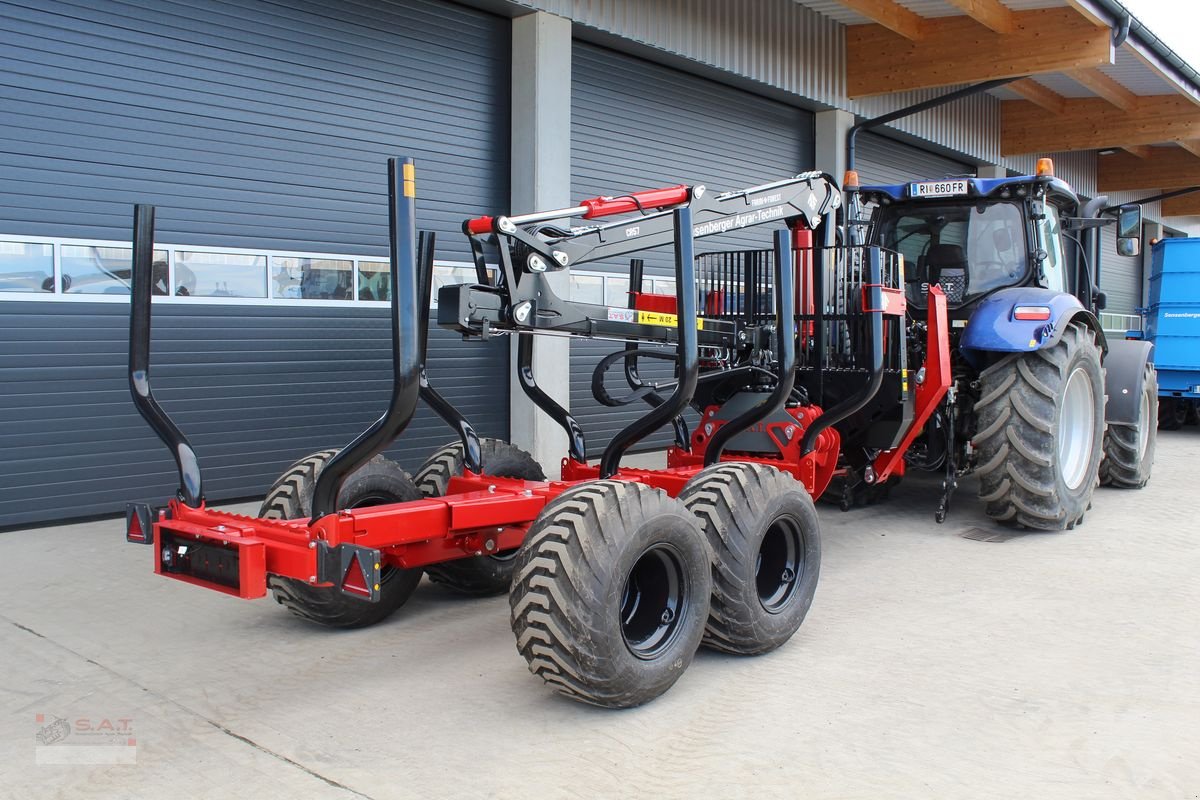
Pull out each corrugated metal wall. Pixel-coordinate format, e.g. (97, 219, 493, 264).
(0, 0, 511, 528)
(855, 132, 971, 185)
(569, 42, 815, 456)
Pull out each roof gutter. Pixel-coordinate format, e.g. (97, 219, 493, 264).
(1082, 0, 1200, 104)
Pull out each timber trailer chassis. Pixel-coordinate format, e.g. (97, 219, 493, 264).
(125, 156, 935, 707)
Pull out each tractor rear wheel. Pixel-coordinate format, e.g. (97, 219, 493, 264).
(260, 451, 423, 628)
(974, 322, 1105, 530)
(1100, 363, 1157, 489)
(509, 480, 711, 708)
(679, 463, 821, 655)
(414, 438, 545, 596)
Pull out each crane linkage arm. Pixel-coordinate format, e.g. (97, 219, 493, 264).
(441, 172, 840, 346)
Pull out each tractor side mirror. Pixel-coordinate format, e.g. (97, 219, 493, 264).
(1116, 204, 1142, 257)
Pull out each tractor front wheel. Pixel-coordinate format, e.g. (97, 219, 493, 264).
(414, 438, 545, 596)
(260, 451, 423, 628)
(974, 322, 1105, 530)
(679, 463, 821, 655)
(1100, 363, 1157, 489)
(509, 481, 711, 708)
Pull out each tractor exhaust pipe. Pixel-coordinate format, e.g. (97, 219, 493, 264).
(128, 204, 204, 508)
(309, 157, 423, 522)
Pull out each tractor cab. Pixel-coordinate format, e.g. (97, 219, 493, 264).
(859, 166, 1081, 319)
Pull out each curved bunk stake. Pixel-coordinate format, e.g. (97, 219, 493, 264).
(128, 204, 203, 508)
(309, 157, 423, 522)
(703, 228, 798, 466)
(516, 333, 588, 464)
(599, 207, 699, 478)
(623, 258, 690, 450)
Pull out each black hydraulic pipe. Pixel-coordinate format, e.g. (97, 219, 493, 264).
(1112, 186, 1200, 207)
(516, 333, 588, 464)
(623, 258, 690, 449)
(600, 207, 699, 478)
(416, 231, 483, 474)
(801, 247, 886, 456)
(704, 228, 797, 466)
(845, 77, 1023, 172)
(310, 157, 422, 522)
(128, 204, 204, 508)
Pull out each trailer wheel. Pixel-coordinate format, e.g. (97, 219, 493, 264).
(679, 463, 820, 655)
(260, 451, 423, 628)
(414, 439, 545, 596)
(509, 480, 711, 708)
(974, 322, 1105, 530)
(1100, 363, 1157, 489)
(1158, 397, 1187, 430)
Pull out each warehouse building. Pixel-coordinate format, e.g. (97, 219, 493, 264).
(2, 0, 1198, 527)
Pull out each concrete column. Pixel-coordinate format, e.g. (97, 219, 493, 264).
(815, 109, 853, 180)
(976, 165, 1008, 179)
(508, 11, 572, 477)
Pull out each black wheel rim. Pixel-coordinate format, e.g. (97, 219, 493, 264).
(756, 516, 803, 613)
(620, 543, 687, 659)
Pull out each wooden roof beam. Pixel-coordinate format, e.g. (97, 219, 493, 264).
(840, 0, 927, 41)
(1122, 145, 1154, 159)
(943, 0, 1016, 34)
(1098, 147, 1200, 191)
(1002, 96, 1200, 155)
(1162, 193, 1200, 217)
(847, 8, 1114, 97)
(1067, 68, 1138, 111)
(1009, 79, 1065, 114)
(1179, 140, 1200, 159)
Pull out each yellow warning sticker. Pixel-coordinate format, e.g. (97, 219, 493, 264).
(637, 310, 703, 330)
(901, 368, 909, 394)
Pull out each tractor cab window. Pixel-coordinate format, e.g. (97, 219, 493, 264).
(1035, 203, 1067, 293)
(876, 201, 1028, 308)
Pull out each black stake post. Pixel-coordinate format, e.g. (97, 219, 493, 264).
(309, 157, 423, 522)
(623, 258, 690, 450)
(599, 207, 699, 478)
(703, 228, 797, 466)
(128, 204, 203, 508)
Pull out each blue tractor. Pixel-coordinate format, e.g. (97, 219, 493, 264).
(847, 158, 1157, 529)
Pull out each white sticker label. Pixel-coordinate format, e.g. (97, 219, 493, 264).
(607, 307, 636, 323)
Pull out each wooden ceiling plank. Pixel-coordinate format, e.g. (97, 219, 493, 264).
(1162, 193, 1200, 216)
(847, 8, 1113, 97)
(1002, 96, 1200, 155)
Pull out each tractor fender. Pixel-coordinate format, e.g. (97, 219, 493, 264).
(960, 288, 1107, 366)
(1103, 338, 1155, 425)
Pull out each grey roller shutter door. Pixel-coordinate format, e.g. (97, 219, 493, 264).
(569, 43, 815, 457)
(856, 132, 972, 186)
(0, 0, 509, 528)
(1099, 231, 1142, 316)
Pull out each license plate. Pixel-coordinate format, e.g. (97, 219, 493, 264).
(910, 180, 969, 198)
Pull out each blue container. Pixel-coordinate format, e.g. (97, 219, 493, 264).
(1145, 238, 1200, 397)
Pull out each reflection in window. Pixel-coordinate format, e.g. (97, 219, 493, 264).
(176, 251, 267, 297)
(653, 279, 677, 298)
(606, 276, 630, 307)
(273, 257, 352, 300)
(358, 260, 390, 301)
(432, 266, 479, 307)
(0, 242, 53, 293)
(61, 246, 169, 295)
(571, 274, 604, 305)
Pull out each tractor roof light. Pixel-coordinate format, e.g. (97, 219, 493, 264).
(1036, 158, 1055, 177)
(1014, 305, 1052, 321)
(844, 170, 860, 190)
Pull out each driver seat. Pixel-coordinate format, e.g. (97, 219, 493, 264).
(925, 243, 968, 304)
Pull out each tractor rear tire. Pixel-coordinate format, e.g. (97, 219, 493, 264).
(1100, 363, 1157, 489)
(974, 322, 1105, 530)
(509, 480, 711, 709)
(679, 463, 821, 655)
(260, 450, 423, 628)
(414, 438, 545, 596)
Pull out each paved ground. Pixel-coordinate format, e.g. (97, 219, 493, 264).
(2, 433, 1198, 800)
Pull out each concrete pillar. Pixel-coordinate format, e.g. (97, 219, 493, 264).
(976, 165, 1008, 179)
(508, 11, 572, 476)
(815, 109, 853, 180)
